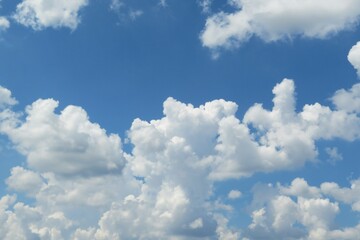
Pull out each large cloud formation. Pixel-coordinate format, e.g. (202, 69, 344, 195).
(0, 42, 360, 239)
(13, 0, 89, 30)
(201, 0, 360, 50)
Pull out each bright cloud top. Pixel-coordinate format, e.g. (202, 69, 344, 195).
(13, 0, 89, 30)
(201, 0, 360, 50)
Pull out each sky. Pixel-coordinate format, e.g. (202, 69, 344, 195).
(0, 0, 360, 239)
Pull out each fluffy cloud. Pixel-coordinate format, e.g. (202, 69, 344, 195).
(245, 178, 360, 240)
(1, 98, 125, 177)
(321, 179, 360, 212)
(332, 83, 360, 114)
(13, 0, 89, 30)
(0, 86, 17, 109)
(0, 17, 10, 31)
(201, 0, 360, 50)
(228, 190, 242, 199)
(348, 41, 360, 76)
(0, 73, 360, 238)
(6, 167, 44, 197)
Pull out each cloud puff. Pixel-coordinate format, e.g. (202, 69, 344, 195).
(0, 17, 10, 31)
(200, 0, 360, 50)
(0, 86, 17, 109)
(245, 178, 360, 240)
(321, 179, 360, 212)
(348, 41, 360, 76)
(228, 190, 242, 199)
(13, 0, 89, 30)
(1, 98, 125, 177)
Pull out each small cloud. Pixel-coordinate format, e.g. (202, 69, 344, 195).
(110, 0, 124, 12)
(198, 0, 212, 14)
(228, 190, 242, 199)
(129, 9, 143, 21)
(13, 0, 88, 30)
(189, 218, 203, 229)
(326, 147, 343, 165)
(0, 17, 10, 31)
(159, 0, 167, 7)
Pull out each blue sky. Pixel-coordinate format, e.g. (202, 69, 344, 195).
(0, 0, 360, 239)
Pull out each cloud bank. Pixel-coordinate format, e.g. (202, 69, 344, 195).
(0, 71, 360, 238)
(0, 40, 360, 240)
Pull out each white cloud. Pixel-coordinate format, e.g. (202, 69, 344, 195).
(332, 83, 360, 114)
(325, 147, 343, 165)
(110, 0, 123, 12)
(6, 167, 44, 197)
(279, 178, 321, 199)
(13, 0, 89, 30)
(245, 179, 360, 240)
(201, 0, 360, 50)
(348, 41, 360, 76)
(228, 190, 242, 199)
(0, 86, 17, 109)
(189, 218, 203, 229)
(129, 9, 143, 21)
(198, 0, 212, 14)
(0, 73, 360, 238)
(1, 98, 126, 177)
(109, 0, 143, 23)
(0, 17, 10, 31)
(321, 179, 360, 212)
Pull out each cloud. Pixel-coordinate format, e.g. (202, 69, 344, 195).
(325, 147, 343, 165)
(109, 0, 143, 23)
(1, 98, 126, 177)
(348, 41, 360, 76)
(198, 0, 212, 14)
(332, 83, 360, 114)
(0, 17, 10, 31)
(159, 0, 167, 8)
(245, 178, 360, 240)
(6, 167, 44, 197)
(0, 73, 360, 238)
(228, 190, 242, 199)
(13, 0, 89, 30)
(200, 0, 360, 50)
(110, 0, 124, 12)
(321, 179, 360, 212)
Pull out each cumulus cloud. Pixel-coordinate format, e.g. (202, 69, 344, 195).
(201, 0, 360, 50)
(6, 167, 44, 197)
(0, 74, 360, 238)
(332, 83, 360, 115)
(13, 0, 89, 30)
(245, 178, 360, 240)
(321, 179, 360, 212)
(1, 98, 126, 177)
